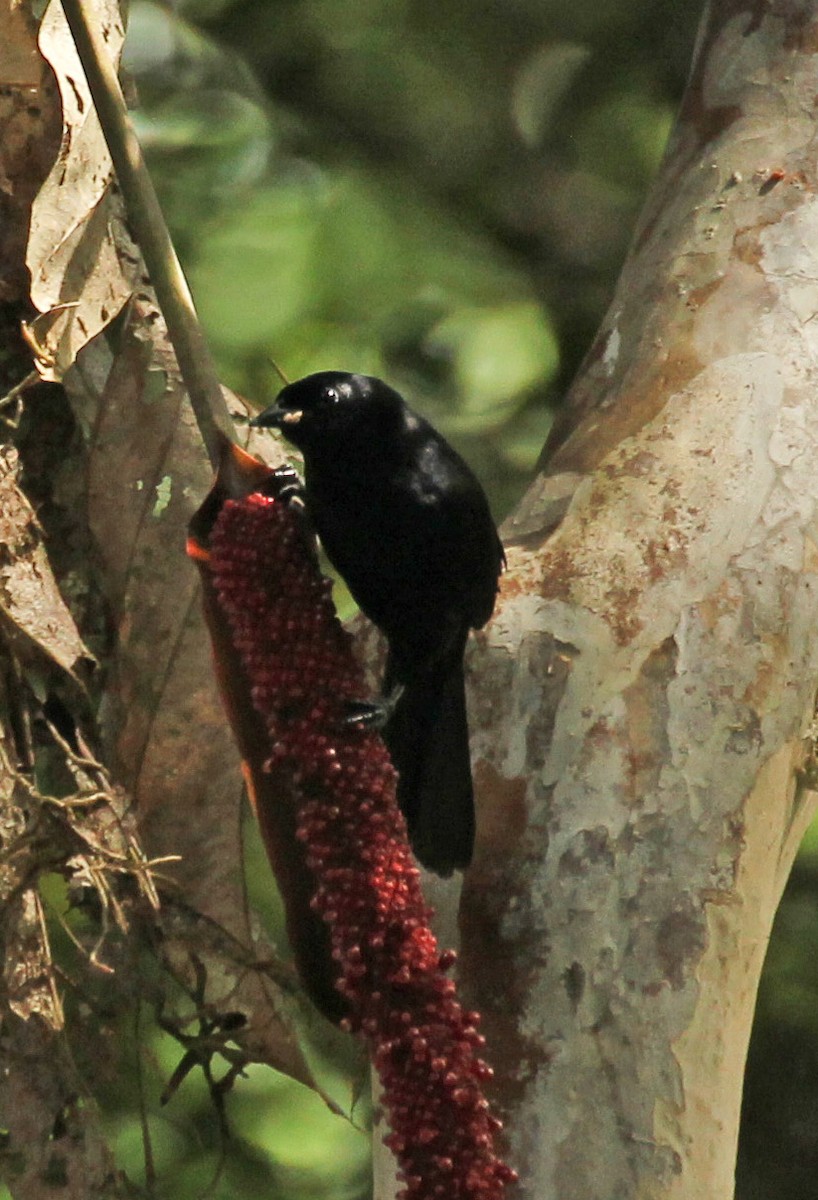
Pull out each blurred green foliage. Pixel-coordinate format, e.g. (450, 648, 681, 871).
(122, 0, 695, 515)
(738, 814, 818, 1200)
(99, 1020, 369, 1200)
(95, 2, 818, 1198)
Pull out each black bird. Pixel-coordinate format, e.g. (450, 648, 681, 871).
(250, 372, 504, 875)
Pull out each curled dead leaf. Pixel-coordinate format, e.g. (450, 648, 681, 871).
(0, 445, 91, 684)
(28, 0, 140, 375)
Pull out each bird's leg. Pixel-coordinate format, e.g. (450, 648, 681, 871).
(342, 681, 404, 730)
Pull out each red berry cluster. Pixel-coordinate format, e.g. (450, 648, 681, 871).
(207, 492, 517, 1200)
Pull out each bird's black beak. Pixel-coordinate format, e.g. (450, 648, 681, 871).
(249, 404, 303, 429)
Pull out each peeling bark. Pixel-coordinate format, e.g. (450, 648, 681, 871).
(0, 1013, 129, 1199)
(451, 2, 818, 1198)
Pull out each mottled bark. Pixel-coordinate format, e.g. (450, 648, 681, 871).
(445, 2, 818, 1198)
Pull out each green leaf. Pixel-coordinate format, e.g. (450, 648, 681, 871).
(189, 187, 319, 348)
(512, 42, 592, 146)
(426, 301, 559, 429)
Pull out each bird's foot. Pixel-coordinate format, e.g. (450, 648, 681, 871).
(268, 465, 306, 508)
(343, 699, 389, 730)
(342, 683, 404, 731)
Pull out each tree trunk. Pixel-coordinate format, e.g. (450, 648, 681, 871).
(437, 2, 818, 1197)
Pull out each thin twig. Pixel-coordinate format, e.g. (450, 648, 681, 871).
(0, 370, 38, 428)
(59, 0, 234, 467)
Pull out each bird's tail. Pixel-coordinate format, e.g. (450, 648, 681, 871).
(383, 646, 474, 876)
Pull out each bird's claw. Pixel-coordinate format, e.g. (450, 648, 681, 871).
(342, 698, 390, 730)
(269, 465, 305, 507)
(342, 683, 404, 731)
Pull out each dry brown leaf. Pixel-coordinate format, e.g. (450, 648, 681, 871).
(0, 733, 64, 1032)
(60, 302, 314, 1088)
(27, 0, 140, 378)
(4, 887, 64, 1029)
(0, 0, 62, 304)
(0, 445, 90, 683)
(22, 0, 318, 1095)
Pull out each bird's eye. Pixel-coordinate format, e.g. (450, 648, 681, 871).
(324, 387, 339, 403)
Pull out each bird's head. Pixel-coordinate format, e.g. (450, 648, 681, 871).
(250, 371, 404, 453)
